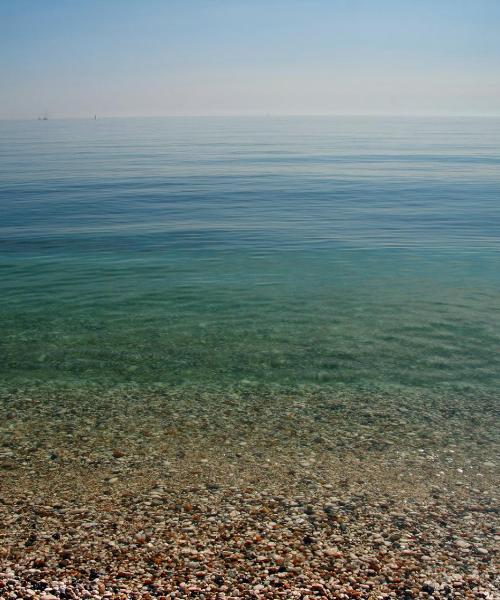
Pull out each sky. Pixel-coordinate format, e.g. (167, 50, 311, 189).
(1, 0, 499, 119)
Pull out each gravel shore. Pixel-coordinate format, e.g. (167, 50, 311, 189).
(0, 387, 498, 598)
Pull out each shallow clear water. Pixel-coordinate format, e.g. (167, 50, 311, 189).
(1, 116, 500, 393)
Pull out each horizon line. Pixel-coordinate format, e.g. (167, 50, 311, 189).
(2, 111, 500, 122)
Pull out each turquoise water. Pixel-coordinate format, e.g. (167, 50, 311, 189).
(1, 116, 500, 393)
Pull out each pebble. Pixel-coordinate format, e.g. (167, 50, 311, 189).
(0, 387, 497, 599)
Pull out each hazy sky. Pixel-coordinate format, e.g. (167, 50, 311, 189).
(1, 0, 499, 119)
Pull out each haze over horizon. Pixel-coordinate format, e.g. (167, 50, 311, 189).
(1, 0, 500, 120)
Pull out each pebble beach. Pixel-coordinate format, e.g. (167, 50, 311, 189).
(1, 386, 498, 599)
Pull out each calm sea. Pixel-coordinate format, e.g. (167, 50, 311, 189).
(1, 116, 499, 394)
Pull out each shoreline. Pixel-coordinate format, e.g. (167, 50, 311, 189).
(1, 387, 498, 598)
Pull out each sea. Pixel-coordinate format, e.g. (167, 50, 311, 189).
(1, 116, 499, 396)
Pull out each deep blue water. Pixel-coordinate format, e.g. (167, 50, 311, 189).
(1, 116, 499, 392)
